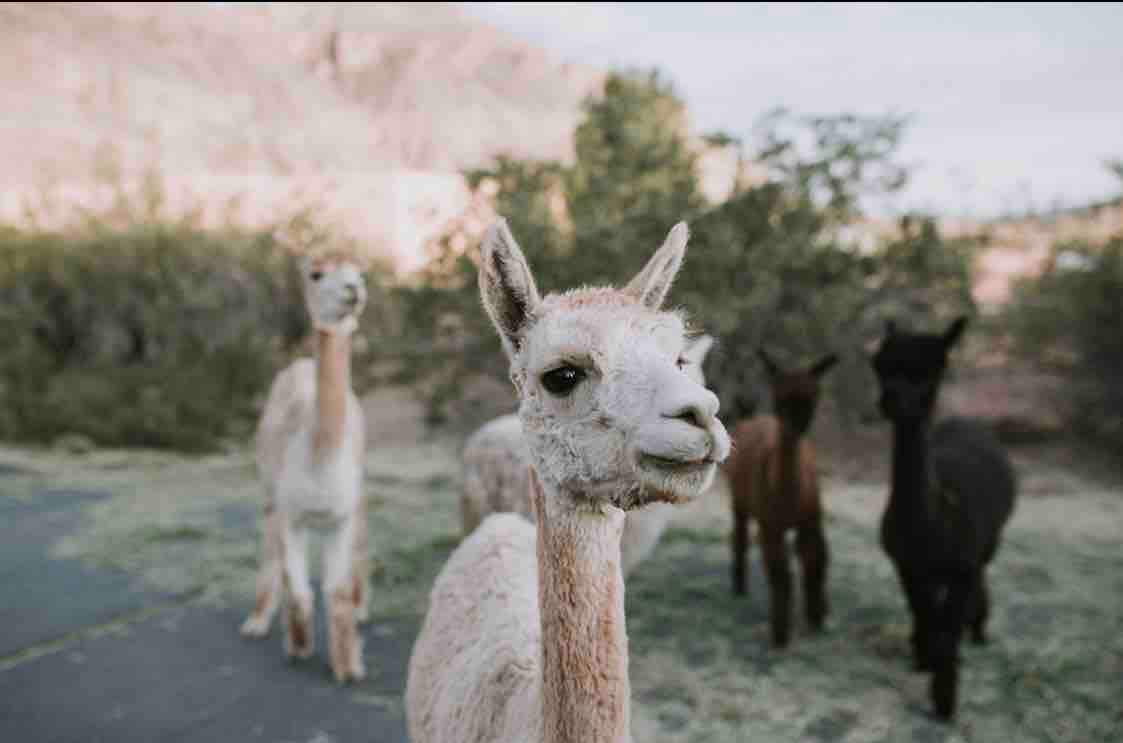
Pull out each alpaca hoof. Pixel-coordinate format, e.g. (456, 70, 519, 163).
(333, 658, 367, 685)
(286, 641, 314, 661)
(240, 614, 270, 638)
(334, 664, 366, 686)
(285, 628, 315, 660)
(930, 670, 958, 721)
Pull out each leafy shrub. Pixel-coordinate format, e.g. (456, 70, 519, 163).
(388, 69, 979, 427)
(0, 221, 309, 451)
(1006, 236, 1123, 450)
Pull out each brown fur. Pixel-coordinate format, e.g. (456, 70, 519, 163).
(312, 330, 351, 460)
(352, 499, 370, 618)
(533, 471, 629, 743)
(329, 586, 361, 683)
(725, 352, 836, 648)
(284, 581, 313, 659)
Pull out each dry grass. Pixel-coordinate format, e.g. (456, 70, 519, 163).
(3, 407, 1120, 742)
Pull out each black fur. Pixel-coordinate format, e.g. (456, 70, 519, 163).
(872, 317, 1018, 721)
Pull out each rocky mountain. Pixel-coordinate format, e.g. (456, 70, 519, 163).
(0, 2, 604, 271)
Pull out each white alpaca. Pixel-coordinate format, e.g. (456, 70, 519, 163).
(240, 252, 372, 684)
(459, 334, 715, 576)
(406, 219, 731, 742)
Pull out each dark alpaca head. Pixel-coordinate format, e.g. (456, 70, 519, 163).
(871, 316, 968, 424)
(758, 348, 839, 437)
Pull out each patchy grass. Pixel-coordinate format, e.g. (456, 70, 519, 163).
(626, 472, 1123, 742)
(5, 432, 1121, 742)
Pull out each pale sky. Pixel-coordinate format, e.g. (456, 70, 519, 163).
(460, 2, 1123, 220)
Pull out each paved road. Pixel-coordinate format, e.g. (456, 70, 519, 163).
(0, 486, 413, 743)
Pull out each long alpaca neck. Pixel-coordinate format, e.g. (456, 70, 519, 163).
(778, 424, 802, 503)
(533, 478, 630, 743)
(889, 419, 931, 515)
(313, 329, 351, 460)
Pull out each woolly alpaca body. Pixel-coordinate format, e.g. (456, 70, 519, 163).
(406, 220, 730, 743)
(725, 351, 837, 648)
(460, 414, 534, 530)
(873, 318, 1018, 720)
(240, 255, 371, 684)
(406, 512, 556, 742)
(459, 335, 712, 576)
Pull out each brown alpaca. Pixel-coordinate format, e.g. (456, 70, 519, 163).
(725, 348, 838, 648)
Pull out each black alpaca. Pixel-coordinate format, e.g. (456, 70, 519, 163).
(871, 316, 1018, 721)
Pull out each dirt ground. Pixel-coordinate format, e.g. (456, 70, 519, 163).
(1, 388, 1120, 743)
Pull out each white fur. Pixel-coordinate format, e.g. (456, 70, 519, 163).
(407, 513, 545, 741)
(240, 255, 371, 684)
(406, 220, 730, 743)
(459, 333, 716, 575)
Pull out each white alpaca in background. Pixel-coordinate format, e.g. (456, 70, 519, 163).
(240, 252, 372, 684)
(460, 334, 715, 576)
(406, 219, 731, 742)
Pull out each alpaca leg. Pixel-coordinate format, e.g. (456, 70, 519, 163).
(282, 524, 314, 660)
(796, 518, 829, 632)
(930, 571, 974, 720)
(325, 518, 366, 684)
(241, 502, 284, 637)
(762, 529, 793, 648)
(970, 571, 989, 645)
(731, 509, 751, 596)
(896, 566, 934, 671)
(352, 499, 372, 624)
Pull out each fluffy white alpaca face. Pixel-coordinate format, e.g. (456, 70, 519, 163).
(301, 255, 367, 334)
(478, 220, 731, 509)
(680, 333, 714, 387)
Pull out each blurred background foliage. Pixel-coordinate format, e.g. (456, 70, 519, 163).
(386, 69, 980, 429)
(0, 221, 306, 451)
(1, 67, 1119, 454)
(1003, 234, 1123, 450)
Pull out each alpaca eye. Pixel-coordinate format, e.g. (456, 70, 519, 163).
(541, 365, 585, 397)
(676, 357, 688, 370)
(310, 271, 324, 282)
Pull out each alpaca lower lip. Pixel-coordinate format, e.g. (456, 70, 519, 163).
(638, 453, 714, 472)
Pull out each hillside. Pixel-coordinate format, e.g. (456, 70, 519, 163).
(2, 3, 1115, 283)
(0, 2, 604, 271)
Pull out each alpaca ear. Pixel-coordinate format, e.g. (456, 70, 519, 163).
(478, 219, 542, 360)
(810, 353, 840, 378)
(683, 334, 715, 365)
(625, 221, 689, 310)
(885, 319, 898, 337)
(943, 315, 969, 348)
(758, 347, 781, 379)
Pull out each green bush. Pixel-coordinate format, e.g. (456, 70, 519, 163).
(0, 67, 983, 451)
(388, 69, 979, 427)
(0, 222, 309, 451)
(1006, 236, 1123, 450)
